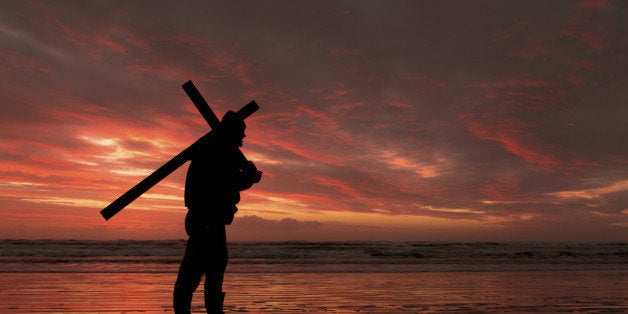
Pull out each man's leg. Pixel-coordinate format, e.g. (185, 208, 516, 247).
(173, 237, 203, 314)
(204, 226, 229, 314)
(204, 271, 225, 314)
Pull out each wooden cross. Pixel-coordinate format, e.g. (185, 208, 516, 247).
(100, 81, 258, 220)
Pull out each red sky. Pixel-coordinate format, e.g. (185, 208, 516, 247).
(1, 0, 627, 241)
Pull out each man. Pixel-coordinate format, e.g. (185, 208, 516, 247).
(173, 111, 262, 314)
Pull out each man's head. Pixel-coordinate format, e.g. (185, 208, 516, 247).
(220, 110, 246, 147)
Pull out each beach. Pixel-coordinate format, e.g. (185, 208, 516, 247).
(1, 240, 626, 312)
(1, 271, 626, 312)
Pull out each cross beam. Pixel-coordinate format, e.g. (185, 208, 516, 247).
(100, 81, 258, 220)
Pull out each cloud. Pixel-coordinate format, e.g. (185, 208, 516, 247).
(461, 112, 595, 173)
(1, 1, 627, 241)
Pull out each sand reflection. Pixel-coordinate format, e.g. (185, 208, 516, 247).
(0, 271, 626, 312)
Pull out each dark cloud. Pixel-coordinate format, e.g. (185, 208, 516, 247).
(0, 0, 627, 240)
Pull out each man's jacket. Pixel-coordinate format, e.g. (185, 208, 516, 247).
(184, 134, 254, 232)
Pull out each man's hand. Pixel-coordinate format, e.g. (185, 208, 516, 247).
(243, 161, 262, 184)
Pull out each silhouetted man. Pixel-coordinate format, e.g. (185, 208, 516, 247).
(173, 111, 262, 314)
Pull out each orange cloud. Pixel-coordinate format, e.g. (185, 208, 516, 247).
(1, 0, 627, 241)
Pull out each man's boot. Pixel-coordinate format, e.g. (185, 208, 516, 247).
(204, 291, 225, 314)
(173, 290, 193, 314)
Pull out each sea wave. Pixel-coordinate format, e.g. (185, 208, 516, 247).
(1, 240, 626, 273)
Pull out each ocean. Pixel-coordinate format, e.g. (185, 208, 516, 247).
(1, 240, 626, 312)
(1, 240, 626, 273)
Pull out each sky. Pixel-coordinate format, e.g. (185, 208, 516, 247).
(1, 0, 627, 241)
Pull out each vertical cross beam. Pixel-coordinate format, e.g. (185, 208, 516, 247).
(181, 81, 257, 165)
(182, 81, 221, 129)
(99, 81, 258, 220)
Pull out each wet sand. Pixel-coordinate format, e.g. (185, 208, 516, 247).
(0, 270, 626, 313)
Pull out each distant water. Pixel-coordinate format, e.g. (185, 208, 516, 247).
(1, 240, 626, 273)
